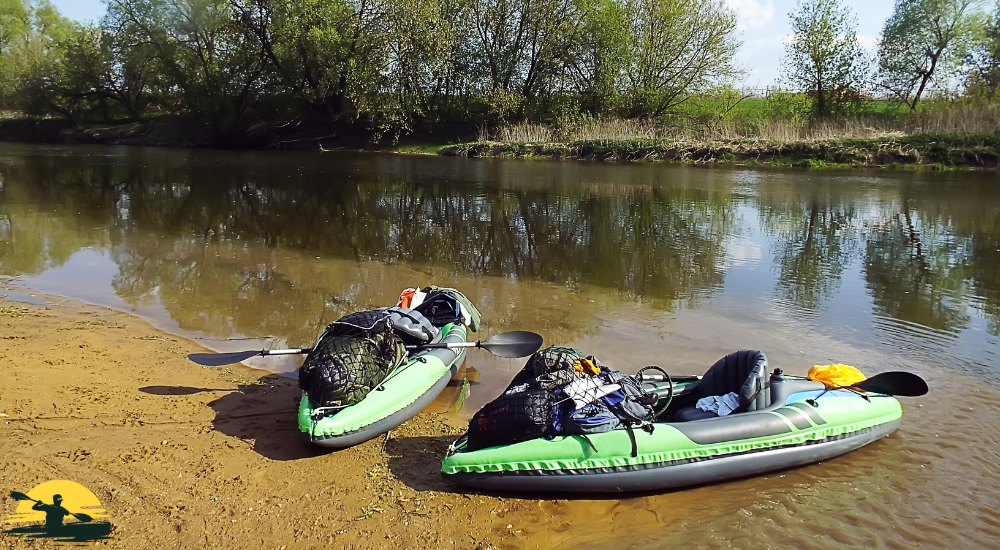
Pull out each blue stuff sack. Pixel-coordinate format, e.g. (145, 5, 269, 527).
(564, 403, 621, 434)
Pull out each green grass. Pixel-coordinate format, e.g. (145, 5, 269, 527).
(439, 132, 1000, 170)
(387, 143, 450, 155)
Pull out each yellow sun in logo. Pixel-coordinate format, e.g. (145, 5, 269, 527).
(4, 480, 109, 524)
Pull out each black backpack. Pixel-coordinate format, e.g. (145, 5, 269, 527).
(463, 347, 659, 454)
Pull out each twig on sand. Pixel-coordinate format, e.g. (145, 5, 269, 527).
(382, 429, 392, 454)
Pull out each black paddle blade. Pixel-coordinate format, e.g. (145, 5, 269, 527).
(73, 512, 93, 523)
(187, 350, 262, 367)
(479, 331, 544, 358)
(852, 371, 928, 397)
(10, 491, 33, 501)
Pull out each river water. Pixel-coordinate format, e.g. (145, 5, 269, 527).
(1, 142, 998, 548)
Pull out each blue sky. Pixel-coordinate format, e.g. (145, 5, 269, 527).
(734, 0, 894, 87)
(49, 0, 895, 87)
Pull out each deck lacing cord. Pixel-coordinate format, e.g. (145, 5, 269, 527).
(807, 384, 871, 406)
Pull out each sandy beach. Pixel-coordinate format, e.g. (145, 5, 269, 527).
(0, 296, 543, 549)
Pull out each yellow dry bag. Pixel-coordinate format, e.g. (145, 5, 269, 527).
(807, 363, 866, 387)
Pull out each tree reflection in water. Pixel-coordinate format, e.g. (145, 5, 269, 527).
(2, 145, 1000, 362)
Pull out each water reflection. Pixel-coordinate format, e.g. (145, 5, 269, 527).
(2, 144, 1000, 379)
(5, 143, 1000, 549)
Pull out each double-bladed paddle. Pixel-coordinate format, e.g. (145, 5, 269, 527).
(9, 492, 93, 523)
(187, 330, 544, 366)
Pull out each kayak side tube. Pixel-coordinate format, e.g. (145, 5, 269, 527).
(299, 323, 468, 449)
(441, 381, 903, 493)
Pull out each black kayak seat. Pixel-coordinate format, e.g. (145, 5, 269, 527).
(673, 350, 769, 422)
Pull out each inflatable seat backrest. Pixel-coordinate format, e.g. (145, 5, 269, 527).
(698, 350, 769, 412)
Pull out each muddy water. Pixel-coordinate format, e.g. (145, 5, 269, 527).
(2, 142, 999, 547)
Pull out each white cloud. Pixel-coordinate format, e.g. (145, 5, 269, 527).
(727, 0, 775, 30)
(857, 33, 881, 52)
(724, 236, 763, 268)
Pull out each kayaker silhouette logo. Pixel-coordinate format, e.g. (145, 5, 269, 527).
(3, 480, 112, 544)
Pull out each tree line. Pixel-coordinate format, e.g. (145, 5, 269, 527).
(784, 0, 1000, 116)
(1, 0, 1000, 138)
(0, 0, 738, 137)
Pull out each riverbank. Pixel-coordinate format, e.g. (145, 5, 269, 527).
(0, 291, 532, 549)
(2, 117, 998, 169)
(438, 133, 1000, 169)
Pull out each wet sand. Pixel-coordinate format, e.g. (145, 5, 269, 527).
(0, 297, 539, 549)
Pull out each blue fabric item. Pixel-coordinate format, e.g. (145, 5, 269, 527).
(551, 400, 565, 434)
(601, 390, 626, 408)
(695, 392, 741, 416)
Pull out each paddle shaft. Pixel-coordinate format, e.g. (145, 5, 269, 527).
(637, 374, 702, 383)
(404, 341, 481, 350)
(188, 330, 544, 366)
(260, 348, 311, 356)
(224, 342, 495, 354)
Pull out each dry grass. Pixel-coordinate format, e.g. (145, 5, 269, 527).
(487, 100, 1000, 144)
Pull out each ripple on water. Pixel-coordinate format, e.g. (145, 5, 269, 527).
(500, 372, 1000, 550)
(872, 314, 1000, 380)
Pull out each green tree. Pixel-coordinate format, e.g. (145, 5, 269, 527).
(781, 0, 868, 118)
(379, 0, 473, 133)
(619, 0, 740, 117)
(965, 2, 1000, 99)
(230, 0, 389, 122)
(104, 0, 264, 125)
(0, 0, 30, 108)
(563, 0, 628, 114)
(467, 0, 583, 120)
(0, 0, 75, 116)
(565, 0, 740, 118)
(878, 0, 979, 110)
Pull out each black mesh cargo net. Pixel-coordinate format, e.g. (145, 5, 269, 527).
(465, 347, 584, 451)
(298, 310, 407, 409)
(463, 347, 659, 453)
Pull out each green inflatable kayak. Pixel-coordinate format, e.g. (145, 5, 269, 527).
(299, 321, 467, 448)
(442, 351, 924, 493)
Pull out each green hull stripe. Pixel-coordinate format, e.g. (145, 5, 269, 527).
(441, 395, 902, 475)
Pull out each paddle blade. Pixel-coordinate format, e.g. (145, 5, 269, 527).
(73, 513, 93, 523)
(852, 371, 928, 397)
(187, 350, 262, 367)
(479, 331, 544, 358)
(10, 491, 33, 501)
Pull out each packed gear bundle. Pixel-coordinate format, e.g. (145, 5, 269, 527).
(464, 347, 659, 454)
(298, 290, 469, 410)
(298, 310, 409, 409)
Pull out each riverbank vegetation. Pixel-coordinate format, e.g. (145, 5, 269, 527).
(1, 0, 1000, 166)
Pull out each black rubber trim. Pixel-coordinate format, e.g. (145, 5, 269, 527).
(671, 410, 792, 445)
(445, 422, 893, 478)
(785, 401, 827, 425)
(774, 407, 812, 430)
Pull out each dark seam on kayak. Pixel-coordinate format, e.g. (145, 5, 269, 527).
(773, 407, 813, 430)
(785, 401, 827, 425)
